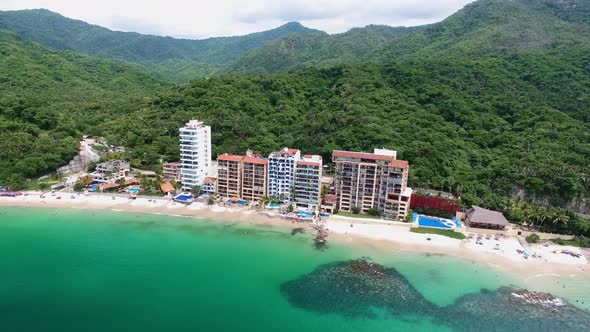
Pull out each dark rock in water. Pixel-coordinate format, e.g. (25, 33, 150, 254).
(281, 259, 590, 331)
(280, 259, 437, 318)
(291, 227, 306, 236)
(438, 287, 590, 332)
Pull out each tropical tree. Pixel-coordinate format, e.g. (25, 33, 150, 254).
(139, 175, 151, 189)
(259, 196, 271, 209)
(38, 182, 49, 192)
(191, 185, 202, 196)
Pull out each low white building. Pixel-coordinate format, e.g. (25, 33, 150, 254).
(202, 177, 217, 195)
(92, 160, 129, 184)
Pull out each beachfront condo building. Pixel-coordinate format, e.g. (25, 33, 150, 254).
(267, 148, 301, 203)
(163, 162, 182, 181)
(180, 119, 211, 192)
(294, 155, 323, 210)
(332, 148, 411, 220)
(216, 151, 268, 201)
(378, 160, 412, 220)
(241, 154, 268, 201)
(216, 154, 242, 199)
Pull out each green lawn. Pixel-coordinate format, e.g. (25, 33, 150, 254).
(550, 238, 590, 248)
(23, 180, 60, 191)
(336, 211, 382, 220)
(410, 227, 466, 240)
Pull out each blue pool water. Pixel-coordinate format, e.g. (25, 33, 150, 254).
(418, 215, 454, 229)
(228, 199, 249, 205)
(128, 188, 141, 194)
(297, 211, 314, 218)
(268, 203, 281, 208)
(175, 194, 193, 202)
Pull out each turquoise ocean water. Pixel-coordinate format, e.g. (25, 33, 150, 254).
(0, 207, 586, 331)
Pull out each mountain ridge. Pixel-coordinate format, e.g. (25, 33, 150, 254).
(0, 8, 321, 81)
(0, 29, 167, 187)
(229, 0, 590, 74)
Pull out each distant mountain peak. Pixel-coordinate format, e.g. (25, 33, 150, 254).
(274, 21, 321, 34)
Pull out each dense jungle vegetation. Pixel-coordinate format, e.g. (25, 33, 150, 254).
(0, 0, 589, 234)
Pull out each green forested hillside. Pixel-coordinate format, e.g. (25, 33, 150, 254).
(98, 51, 590, 210)
(227, 25, 420, 74)
(0, 30, 167, 188)
(0, 9, 320, 81)
(1, 0, 589, 219)
(370, 0, 590, 61)
(227, 0, 590, 74)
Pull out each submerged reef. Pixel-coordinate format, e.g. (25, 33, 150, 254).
(439, 287, 590, 332)
(281, 259, 590, 331)
(281, 259, 437, 318)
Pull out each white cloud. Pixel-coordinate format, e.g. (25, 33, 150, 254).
(0, 0, 475, 39)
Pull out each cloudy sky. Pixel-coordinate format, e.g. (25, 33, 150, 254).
(0, 0, 475, 39)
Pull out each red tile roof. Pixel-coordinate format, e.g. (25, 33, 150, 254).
(99, 183, 121, 190)
(217, 154, 244, 162)
(242, 156, 268, 165)
(332, 150, 395, 162)
(297, 161, 321, 167)
(387, 160, 409, 169)
(203, 177, 217, 184)
(125, 178, 140, 186)
(160, 181, 175, 193)
(287, 148, 300, 156)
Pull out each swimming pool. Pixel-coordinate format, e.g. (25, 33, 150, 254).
(268, 203, 281, 208)
(175, 194, 194, 202)
(296, 211, 314, 218)
(417, 215, 455, 229)
(128, 188, 141, 194)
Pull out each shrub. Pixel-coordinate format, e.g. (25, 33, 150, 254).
(412, 207, 455, 219)
(73, 181, 84, 192)
(410, 228, 466, 240)
(367, 208, 382, 217)
(352, 207, 361, 214)
(526, 233, 541, 244)
(405, 209, 414, 223)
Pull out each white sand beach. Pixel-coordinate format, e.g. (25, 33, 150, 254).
(1, 192, 589, 282)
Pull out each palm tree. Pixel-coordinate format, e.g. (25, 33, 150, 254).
(140, 176, 150, 190)
(259, 196, 270, 209)
(535, 206, 550, 228)
(523, 203, 538, 227)
(550, 208, 569, 227)
(191, 185, 202, 196)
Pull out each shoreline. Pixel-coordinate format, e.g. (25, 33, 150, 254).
(2, 193, 590, 286)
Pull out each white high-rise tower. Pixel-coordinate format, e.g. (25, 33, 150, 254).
(180, 119, 211, 192)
